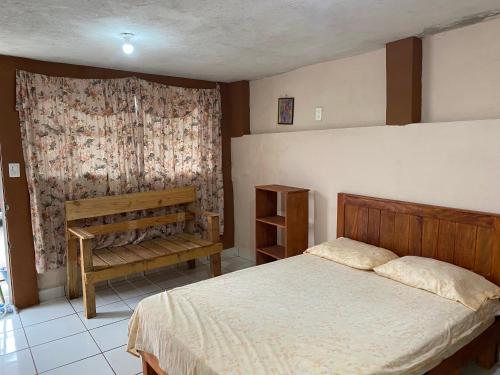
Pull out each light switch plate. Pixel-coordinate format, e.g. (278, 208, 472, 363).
(8, 163, 20, 178)
(315, 107, 323, 121)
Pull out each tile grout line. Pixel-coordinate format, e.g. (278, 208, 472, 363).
(27, 292, 108, 374)
(9, 256, 250, 375)
(85, 321, 117, 375)
(20, 311, 77, 329)
(68, 288, 117, 375)
(22, 317, 39, 374)
(71, 293, 107, 374)
(21, 300, 132, 349)
(28, 330, 87, 350)
(28, 347, 39, 375)
(105, 278, 129, 375)
(37, 353, 105, 375)
(74, 305, 132, 333)
(17, 300, 39, 374)
(104, 275, 148, 375)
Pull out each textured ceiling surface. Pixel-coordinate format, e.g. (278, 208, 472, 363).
(1, 1, 499, 82)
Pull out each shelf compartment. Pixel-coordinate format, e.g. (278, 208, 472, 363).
(256, 245, 285, 260)
(256, 215, 286, 228)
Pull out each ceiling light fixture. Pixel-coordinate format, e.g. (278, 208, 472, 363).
(121, 33, 134, 55)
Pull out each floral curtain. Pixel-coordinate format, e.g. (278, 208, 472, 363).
(16, 70, 223, 273)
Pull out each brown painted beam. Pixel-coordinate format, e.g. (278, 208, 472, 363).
(219, 80, 250, 248)
(386, 37, 422, 125)
(219, 84, 234, 248)
(227, 81, 250, 137)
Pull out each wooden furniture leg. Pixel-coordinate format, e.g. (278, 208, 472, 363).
(140, 351, 168, 375)
(66, 236, 79, 299)
(142, 357, 158, 375)
(185, 202, 197, 271)
(206, 213, 221, 277)
(210, 253, 221, 277)
(80, 238, 96, 318)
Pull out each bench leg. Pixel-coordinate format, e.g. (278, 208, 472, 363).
(210, 253, 221, 277)
(80, 238, 96, 318)
(187, 259, 196, 269)
(66, 237, 80, 299)
(82, 276, 96, 319)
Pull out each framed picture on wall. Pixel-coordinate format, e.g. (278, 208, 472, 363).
(277, 97, 294, 125)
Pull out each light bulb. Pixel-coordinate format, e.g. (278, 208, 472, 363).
(121, 33, 135, 55)
(122, 42, 134, 54)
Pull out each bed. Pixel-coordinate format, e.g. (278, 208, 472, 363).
(128, 193, 500, 375)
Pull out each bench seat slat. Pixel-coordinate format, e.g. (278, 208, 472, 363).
(171, 234, 209, 248)
(125, 244, 158, 259)
(152, 238, 186, 253)
(166, 237, 199, 250)
(109, 246, 143, 263)
(138, 240, 172, 256)
(92, 254, 109, 270)
(90, 232, 218, 269)
(89, 242, 223, 284)
(175, 233, 212, 246)
(94, 248, 127, 266)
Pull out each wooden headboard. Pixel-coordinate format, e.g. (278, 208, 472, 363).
(337, 193, 500, 285)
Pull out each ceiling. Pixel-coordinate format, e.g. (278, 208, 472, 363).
(1, 1, 499, 82)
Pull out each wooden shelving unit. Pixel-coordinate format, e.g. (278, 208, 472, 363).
(255, 184, 309, 265)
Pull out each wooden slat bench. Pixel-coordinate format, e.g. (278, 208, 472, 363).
(65, 186, 223, 318)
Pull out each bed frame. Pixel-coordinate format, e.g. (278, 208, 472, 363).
(139, 193, 500, 375)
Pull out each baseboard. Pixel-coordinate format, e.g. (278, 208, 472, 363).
(38, 285, 65, 302)
(223, 247, 239, 257)
(237, 247, 255, 262)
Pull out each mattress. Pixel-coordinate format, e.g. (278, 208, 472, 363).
(127, 254, 500, 375)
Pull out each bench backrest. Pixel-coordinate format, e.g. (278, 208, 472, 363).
(65, 186, 196, 221)
(64, 187, 197, 236)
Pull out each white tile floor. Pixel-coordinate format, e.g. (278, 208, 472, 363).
(0, 252, 498, 375)
(0, 251, 252, 375)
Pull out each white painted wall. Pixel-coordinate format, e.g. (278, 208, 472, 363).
(422, 16, 500, 122)
(232, 120, 500, 260)
(250, 17, 500, 134)
(250, 49, 386, 133)
(38, 18, 500, 292)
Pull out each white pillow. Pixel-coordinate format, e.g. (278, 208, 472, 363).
(304, 237, 398, 270)
(374, 256, 500, 310)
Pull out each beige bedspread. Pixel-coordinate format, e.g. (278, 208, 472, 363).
(127, 254, 500, 375)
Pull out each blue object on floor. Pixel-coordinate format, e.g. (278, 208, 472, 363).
(0, 266, 12, 317)
(0, 267, 8, 282)
(0, 303, 14, 314)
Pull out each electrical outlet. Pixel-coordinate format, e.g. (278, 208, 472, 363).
(8, 163, 20, 178)
(315, 107, 323, 121)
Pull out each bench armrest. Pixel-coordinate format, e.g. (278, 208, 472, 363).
(68, 227, 95, 240)
(186, 209, 220, 243)
(201, 211, 219, 218)
(205, 213, 220, 243)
